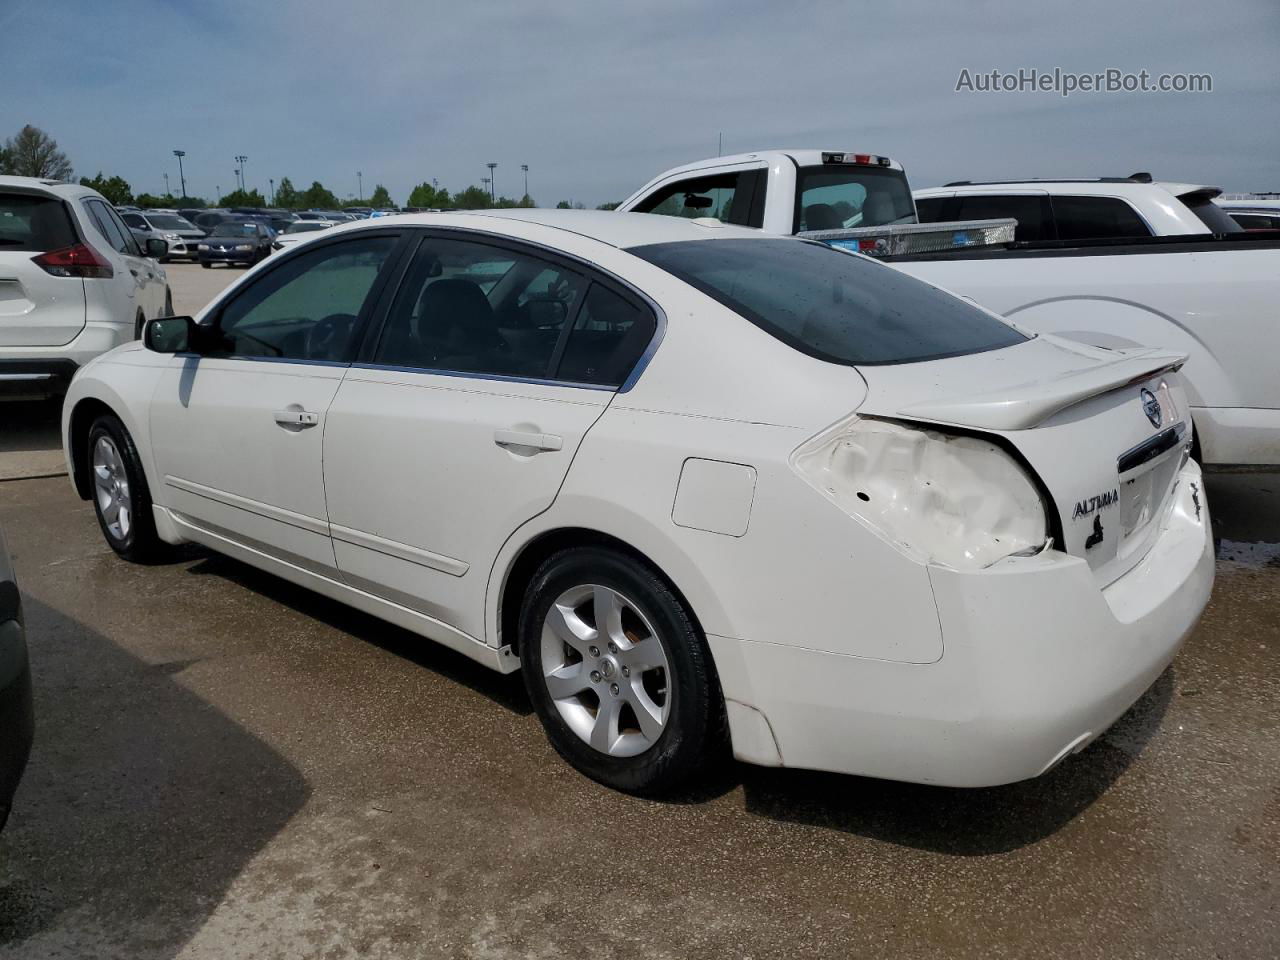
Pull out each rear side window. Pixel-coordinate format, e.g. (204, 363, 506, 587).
(913, 197, 950, 222)
(1052, 196, 1152, 240)
(631, 238, 1027, 366)
(0, 193, 76, 252)
(633, 171, 761, 226)
(795, 165, 916, 232)
(556, 283, 656, 387)
(954, 194, 1052, 242)
(374, 236, 585, 379)
(83, 199, 139, 256)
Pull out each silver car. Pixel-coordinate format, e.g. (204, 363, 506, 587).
(119, 211, 206, 262)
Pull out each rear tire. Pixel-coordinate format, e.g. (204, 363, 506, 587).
(200, 261, 211, 269)
(87, 415, 168, 564)
(519, 547, 726, 795)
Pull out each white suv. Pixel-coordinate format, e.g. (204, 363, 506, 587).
(0, 176, 172, 396)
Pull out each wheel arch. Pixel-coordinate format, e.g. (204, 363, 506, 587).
(490, 524, 718, 660)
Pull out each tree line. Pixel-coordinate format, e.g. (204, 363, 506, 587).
(3, 124, 617, 211)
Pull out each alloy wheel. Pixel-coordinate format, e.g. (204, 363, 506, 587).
(92, 435, 132, 542)
(540, 584, 671, 757)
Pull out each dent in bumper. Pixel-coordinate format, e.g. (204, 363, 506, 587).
(711, 463, 1214, 786)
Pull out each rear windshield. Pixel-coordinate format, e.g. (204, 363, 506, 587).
(794, 165, 917, 232)
(0, 192, 77, 252)
(631, 238, 1027, 366)
(211, 222, 259, 237)
(1181, 194, 1242, 234)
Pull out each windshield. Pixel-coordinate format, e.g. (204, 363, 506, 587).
(631, 238, 1028, 366)
(146, 214, 196, 230)
(286, 222, 328, 234)
(210, 222, 259, 237)
(795, 165, 917, 232)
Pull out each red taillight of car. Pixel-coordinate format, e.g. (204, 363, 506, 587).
(31, 243, 114, 279)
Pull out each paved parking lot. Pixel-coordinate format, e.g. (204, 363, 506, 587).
(0, 267, 1276, 958)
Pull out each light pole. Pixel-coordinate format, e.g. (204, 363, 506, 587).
(216, 185, 221, 203)
(521, 164, 529, 201)
(357, 171, 363, 203)
(172, 149, 187, 199)
(481, 177, 491, 202)
(234, 155, 248, 192)
(269, 178, 275, 206)
(487, 162, 497, 202)
(163, 172, 170, 196)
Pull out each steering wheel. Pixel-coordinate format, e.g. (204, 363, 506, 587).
(306, 313, 357, 360)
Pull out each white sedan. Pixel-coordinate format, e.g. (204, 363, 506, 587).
(60, 211, 1213, 793)
(270, 219, 338, 252)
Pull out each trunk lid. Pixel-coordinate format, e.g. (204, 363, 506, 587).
(0, 189, 88, 347)
(855, 335, 1192, 583)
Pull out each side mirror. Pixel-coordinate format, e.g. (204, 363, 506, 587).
(145, 237, 168, 258)
(143, 315, 196, 353)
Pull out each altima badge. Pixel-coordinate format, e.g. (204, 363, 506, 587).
(1140, 387, 1162, 428)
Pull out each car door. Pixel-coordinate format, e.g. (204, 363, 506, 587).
(322, 231, 657, 643)
(148, 231, 403, 574)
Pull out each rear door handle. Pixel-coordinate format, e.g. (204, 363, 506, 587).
(494, 429, 563, 452)
(274, 409, 320, 428)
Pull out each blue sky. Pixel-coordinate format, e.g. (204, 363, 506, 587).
(2, 0, 1276, 206)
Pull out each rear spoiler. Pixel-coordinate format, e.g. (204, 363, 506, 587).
(897, 347, 1187, 431)
(798, 218, 1017, 257)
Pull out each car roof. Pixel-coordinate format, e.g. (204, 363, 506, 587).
(333, 208, 766, 249)
(915, 180, 1219, 200)
(645, 149, 905, 178)
(0, 174, 102, 200)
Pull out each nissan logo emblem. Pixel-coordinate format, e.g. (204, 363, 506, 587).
(1140, 387, 1162, 428)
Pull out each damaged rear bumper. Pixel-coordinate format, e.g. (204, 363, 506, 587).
(709, 460, 1214, 787)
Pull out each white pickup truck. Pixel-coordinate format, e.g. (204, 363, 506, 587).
(619, 153, 1280, 468)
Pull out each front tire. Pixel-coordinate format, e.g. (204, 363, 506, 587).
(87, 415, 167, 563)
(519, 547, 725, 795)
(200, 261, 211, 269)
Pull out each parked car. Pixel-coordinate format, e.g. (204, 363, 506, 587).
(913, 175, 1242, 240)
(1214, 199, 1280, 231)
(119, 211, 205, 262)
(191, 210, 246, 232)
(61, 210, 1212, 795)
(621, 153, 1280, 468)
(0, 524, 34, 833)
(271, 219, 337, 251)
(0, 176, 171, 397)
(196, 220, 274, 267)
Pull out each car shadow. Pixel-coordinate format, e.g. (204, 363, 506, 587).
(0, 596, 311, 957)
(182, 551, 533, 717)
(735, 667, 1175, 855)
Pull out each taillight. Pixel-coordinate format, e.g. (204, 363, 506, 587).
(31, 243, 114, 279)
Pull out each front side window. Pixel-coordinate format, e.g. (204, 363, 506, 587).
(954, 194, 1052, 242)
(633, 171, 759, 225)
(795, 165, 916, 232)
(631, 237, 1027, 366)
(213, 235, 397, 362)
(373, 236, 585, 379)
(1052, 196, 1152, 240)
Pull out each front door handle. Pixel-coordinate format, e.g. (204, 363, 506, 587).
(274, 409, 320, 428)
(494, 429, 563, 452)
